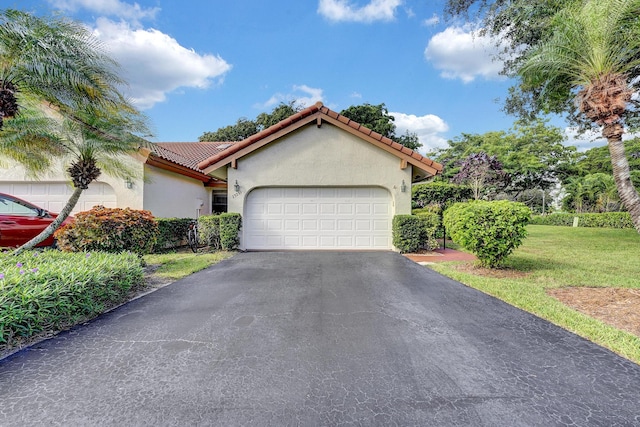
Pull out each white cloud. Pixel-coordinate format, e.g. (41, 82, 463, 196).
(261, 85, 324, 109)
(318, 0, 402, 23)
(391, 111, 449, 153)
(48, 0, 159, 24)
(425, 26, 508, 83)
(93, 18, 231, 109)
(422, 14, 440, 27)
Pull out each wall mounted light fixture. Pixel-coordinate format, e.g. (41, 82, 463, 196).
(400, 179, 407, 193)
(125, 178, 133, 189)
(234, 180, 240, 192)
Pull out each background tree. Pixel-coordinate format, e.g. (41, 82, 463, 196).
(340, 103, 423, 150)
(199, 101, 302, 142)
(430, 119, 576, 197)
(200, 101, 424, 150)
(562, 173, 620, 213)
(452, 152, 508, 199)
(575, 139, 640, 189)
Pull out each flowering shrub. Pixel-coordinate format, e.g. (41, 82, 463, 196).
(55, 206, 158, 255)
(0, 250, 143, 347)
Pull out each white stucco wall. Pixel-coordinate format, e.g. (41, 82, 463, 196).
(227, 123, 413, 215)
(143, 165, 210, 219)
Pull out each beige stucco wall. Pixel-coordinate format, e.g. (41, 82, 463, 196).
(143, 165, 210, 219)
(227, 122, 413, 215)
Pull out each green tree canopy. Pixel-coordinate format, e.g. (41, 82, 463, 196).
(340, 103, 422, 150)
(431, 119, 576, 196)
(199, 101, 302, 142)
(199, 101, 423, 150)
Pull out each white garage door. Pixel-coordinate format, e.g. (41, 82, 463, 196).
(245, 187, 392, 250)
(0, 181, 117, 214)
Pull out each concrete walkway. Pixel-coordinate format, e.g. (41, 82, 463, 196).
(1, 252, 639, 426)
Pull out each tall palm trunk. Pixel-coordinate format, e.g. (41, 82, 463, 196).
(13, 186, 84, 255)
(603, 122, 640, 232)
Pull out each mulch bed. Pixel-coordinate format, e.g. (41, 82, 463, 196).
(548, 288, 640, 337)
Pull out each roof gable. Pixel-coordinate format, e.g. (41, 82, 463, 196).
(197, 102, 442, 179)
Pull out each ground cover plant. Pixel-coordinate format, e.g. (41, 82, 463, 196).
(429, 225, 640, 364)
(0, 250, 143, 350)
(0, 248, 235, 358)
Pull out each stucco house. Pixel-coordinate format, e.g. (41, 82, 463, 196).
(0, 102, 442, 250)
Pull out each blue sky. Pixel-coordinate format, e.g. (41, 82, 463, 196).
(11, 0, 605, 153)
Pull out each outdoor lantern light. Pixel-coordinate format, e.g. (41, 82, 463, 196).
(234, 180, 240, 192)
(125, 178, 133, 189)
(401, 179, 407, 193)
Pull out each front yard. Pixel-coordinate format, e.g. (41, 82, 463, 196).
(430, 225, 640, 364)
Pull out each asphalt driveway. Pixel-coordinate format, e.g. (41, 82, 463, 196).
(1, 252, 639, 426)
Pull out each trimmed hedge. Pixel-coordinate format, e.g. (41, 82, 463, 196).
(198, 215, 221, 250)
(154, 214, 242, 252)
(155, 218, 192, 250)
(530, 212, 633, 229)
(0, 250, 144, 347)
(220, 213, 242, 251)
(392, 213, 440, 253)
(393, 215, 425, 253)
(55, 207, 158, 255)
(444, 200, 531, 268)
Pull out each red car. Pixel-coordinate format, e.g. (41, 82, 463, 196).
(0, 193, 73, 248)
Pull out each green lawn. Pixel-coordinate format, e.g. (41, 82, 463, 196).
(143, 250, 235, 281)
(429, 225, 640, 364)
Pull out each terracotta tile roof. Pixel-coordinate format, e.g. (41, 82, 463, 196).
(146, 143, 228, 186)
(197, 102, 443, 176)
(156, 142, 236, 166)
(149, 144, 203, 172)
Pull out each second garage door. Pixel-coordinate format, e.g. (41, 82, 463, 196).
(244, 187, 392, 250)
(0, 181, 117, 214)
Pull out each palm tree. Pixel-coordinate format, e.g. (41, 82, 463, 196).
(518, 0, 640, 232)
(0, 9, 152, 253)
(13, 105, 151, 254)
(0, 9, 127, 127)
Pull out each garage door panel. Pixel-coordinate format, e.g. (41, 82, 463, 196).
(337, 204, 353, 214)
(285, 220, 300, 231)
(0, 182, 116, 214)
(245, 187, 392, 250)
(302, 220, 318, 230)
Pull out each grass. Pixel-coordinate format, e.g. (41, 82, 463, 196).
(429, 225, 640, 364)
(143, 250, 235, 281)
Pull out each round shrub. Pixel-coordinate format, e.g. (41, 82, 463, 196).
(444, 200, 531, 268)
(55, 206, 158, 255)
